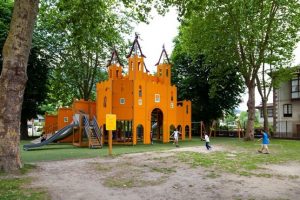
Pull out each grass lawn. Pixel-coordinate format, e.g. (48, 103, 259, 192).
(20, 138, 204, 163)
(1, 137, 299, 199)
(178, 137, 300, 177)
(20, 137, 300, 164)
(0, 164, 49, 200)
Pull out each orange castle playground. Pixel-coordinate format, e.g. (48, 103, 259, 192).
(23, 36, 191, 150)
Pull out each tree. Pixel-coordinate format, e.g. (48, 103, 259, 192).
(171, 35, 244, 128)
(171, 0, 300, 140)
(0, 0, 159, 172)
(256, 62, 272, 132)
(0, 1, 13, 62)
(0, 0, 39, 172)
(37, 0, 124, 106)
(38, 0, 156, 108)
(20, 41, 50, 139)
(1, 1, 50, 139)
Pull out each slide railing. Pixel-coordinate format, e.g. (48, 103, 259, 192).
(92, 116, 102, 145)
(82, 115, 90, 138)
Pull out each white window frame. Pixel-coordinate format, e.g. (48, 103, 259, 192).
(120, 98, 125, 105)
(155, 94, 160, 103)
(64, 117, 68, 123)
(283, 104, 292, 117)
(138, 98, 142, 106)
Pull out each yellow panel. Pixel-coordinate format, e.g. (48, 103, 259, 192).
(106, 114, 116, 130)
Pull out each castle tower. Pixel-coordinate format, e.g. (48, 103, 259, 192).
(126, 34, 148, 80)
(107, 49, 123, 80)
(155, 45, 171, 85)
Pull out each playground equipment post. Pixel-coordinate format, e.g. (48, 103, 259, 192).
(106, 114, 116, 156)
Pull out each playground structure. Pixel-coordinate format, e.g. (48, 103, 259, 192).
(24, 35, 192, 149)
(23, 100, 102, 150)
(96, 35, 191, 145)
(195, 120, 244, 139)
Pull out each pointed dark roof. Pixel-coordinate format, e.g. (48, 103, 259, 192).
(155, 45, 170, 66)
(126, 33, 146, 58)
(107, 48, 123, 67)
(143, 61, 150, 73)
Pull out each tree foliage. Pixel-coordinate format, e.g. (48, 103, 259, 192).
(171, 35, 244, 125)
(0, 0, 50, 139)
(0, 1, 13, 65)
(37, 0, 123, 106)
(20, 38, 50, 138)
(38, 0, 158, 108)
(169, 0, 300, 140)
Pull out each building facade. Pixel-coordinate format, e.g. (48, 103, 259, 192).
(255, 103, 274, 127)
(274, 75, 300, 138)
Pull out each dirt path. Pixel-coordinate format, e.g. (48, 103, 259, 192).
(28, 146, 300, 200)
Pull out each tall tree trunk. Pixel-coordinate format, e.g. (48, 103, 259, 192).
(262, 98, 269, 133)
(245, 81, 256, 140)
(0, 0, 39, 172)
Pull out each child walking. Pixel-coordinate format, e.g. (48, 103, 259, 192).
(172, 128, 180, 147)
(204, 132, 212, 150)
(258, 129, 270, 154)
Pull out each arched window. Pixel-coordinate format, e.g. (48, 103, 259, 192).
(103, 96, 107, 107)
(171, 91, 173, 101)
(185, 125, 190, 138)
(136, 124, 144, 142)
(139, 85, 142, 97)
(166, 69, 169, 77)
(186, 105, 189, 114)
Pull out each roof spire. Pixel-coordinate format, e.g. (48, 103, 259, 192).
(155, 44, 170, 66)
(107, 47, 123, 67)
(126, 33, 146, 58)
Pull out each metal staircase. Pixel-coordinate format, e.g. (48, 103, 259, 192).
(83, 115, 102, 149)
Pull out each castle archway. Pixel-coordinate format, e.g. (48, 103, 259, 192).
(169, 124, 176, 142)
(151, 108, 163, 142)
(136, 124, 144, 143)
(185, 125, 190, 139)
(177, 125, 182, 139)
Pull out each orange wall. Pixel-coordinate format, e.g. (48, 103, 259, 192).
(176, 100, 192, 140)
(44, 101, 98, 144)
(96, 80, 112, 126)
(112, 79, 133, 120)
(73, 100, 96, 119)
(44, 114, 58, 134)
(57, 108, 73, 130)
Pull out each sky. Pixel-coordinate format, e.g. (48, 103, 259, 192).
(134, 9, 179, 73)
(134, 9, 300, 111)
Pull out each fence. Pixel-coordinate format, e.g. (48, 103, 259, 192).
(274, 120, 300, 139)
(192, 121, 300, 139)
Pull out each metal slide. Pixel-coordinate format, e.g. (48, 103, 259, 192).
(23, 124, 75, 150)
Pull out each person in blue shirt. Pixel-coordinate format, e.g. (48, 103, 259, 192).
(257, 129, 270, 154)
